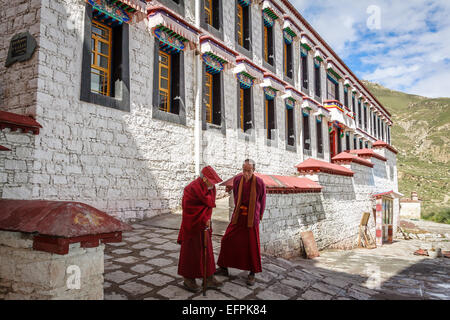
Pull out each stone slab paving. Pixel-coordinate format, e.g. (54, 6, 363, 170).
(104, 215, 450, 300)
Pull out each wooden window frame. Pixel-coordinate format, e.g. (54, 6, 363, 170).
(158, 50, 171, 113)
(91, 20, 112, 96)
(237, 3, 244, 47)
(205, 72, 213, 123)
(204, 0, 213, 25)
(316, 119, 323, 155)
(80, 3, 130, 112)
(286, 107, 295, 148)
(284, 42, 293, 79)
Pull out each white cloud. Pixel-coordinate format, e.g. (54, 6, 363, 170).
(291, 0, 450, 98)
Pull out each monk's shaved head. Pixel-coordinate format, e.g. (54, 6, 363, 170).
(243, 159, 256, 171)
(242, 159, 255, 181)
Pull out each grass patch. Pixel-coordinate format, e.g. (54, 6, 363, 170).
(422, 207, 450, 224)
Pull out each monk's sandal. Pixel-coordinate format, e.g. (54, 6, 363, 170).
(203, 276, 223, 290)
(246, 273, 256, 286)
(214, 267, 229, 277)
(183, 278, 201, 293)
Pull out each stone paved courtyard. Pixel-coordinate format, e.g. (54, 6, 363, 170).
(103, 213, 450, 300)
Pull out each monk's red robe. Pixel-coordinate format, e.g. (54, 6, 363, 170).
(217, 175, 266, 273)
(177, 177, 216, 279)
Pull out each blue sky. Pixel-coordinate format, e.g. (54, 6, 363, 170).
(291, 0, 450, 98)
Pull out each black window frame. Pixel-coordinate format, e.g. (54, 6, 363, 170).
(286, 103, 296, 151)
(262, 19, 275, 71)
(358, 99, 362, 127)
(158, 0, 185, 16)
(235, 1, 252, 58)
(316, 117, 323, 157)
(202, 66, 225, 134)
(201, 0, 223, 40)
(301, 53, 309, 92)
(283, 41, 294, 81)
(80, 4, 130, 112)
(314, 62, 321, 99)
(237, 82, 254, 136)
(264, 97, 277, 142)
(302, 111, 311, 154)
(345, 132, 350, 151)
(152, 43, 186, 125)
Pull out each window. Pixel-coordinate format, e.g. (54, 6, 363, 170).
(301, 53, 308, 90)
(80, 4, 130, 111)
(314, 63, 321, 98)
(158, 50, 171, 112)
(239, 87, 252, 132)
(203, 0, 221, 31)
(344, 88, 349, 108)
(265, 99, 276, 140)
(327, 74, 339, 100)
(358, 99, 362, 127)
(364, 105, 368, 130)
(373, 113, 377, 137)
(352, 95, 356, 114)
(353, 136, 357, 150)
(157, 49, 182, 115)
(316, 118, 323, 155)
(286, 105, 295, 147)
(236, 2, 251, 51)
(381, 121, 385, 141)
(345, 132, 350, 151)
(359, 139, 363, 149)
(204, 72, 222, 126)
(377, 117, 381, 139)
(365, 141, 369, 148)
(337, 128, 342, 154)
(159, 0, 185, 16)
(284, 42, 293, 79)
(388, 126, 391, 144)
(90, 21, 111, 96)
(303, 111, 310, 152)
(263, 22, 274, 66)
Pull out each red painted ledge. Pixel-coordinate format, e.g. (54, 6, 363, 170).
(346, 148, 387, 162)
(0, 145, 11, 151)
(332, 152, 374, 168)
(0, 200, 132, 255)
(0, 110, 42, 135)
(373, 140, 398, 154)
(220, 173, 323, 194)
(295, 158, 354, 177)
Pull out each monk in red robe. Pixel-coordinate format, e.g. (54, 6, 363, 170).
(216, 159, 266, 286)
(177, 166, 223, 293)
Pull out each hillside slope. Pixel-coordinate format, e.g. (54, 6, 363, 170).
(362, 81, 450, 221)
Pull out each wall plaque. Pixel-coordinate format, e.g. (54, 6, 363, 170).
(5, 32, 37, 67)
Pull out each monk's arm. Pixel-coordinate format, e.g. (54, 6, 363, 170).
(259, 183, 267, 220)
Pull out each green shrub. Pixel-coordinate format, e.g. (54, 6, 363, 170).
(423, 208, 450, 224)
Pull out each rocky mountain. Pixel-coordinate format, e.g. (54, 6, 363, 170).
(362, 81, 450, 221)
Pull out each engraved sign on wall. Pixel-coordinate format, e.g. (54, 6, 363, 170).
(5, 32, 37, 67)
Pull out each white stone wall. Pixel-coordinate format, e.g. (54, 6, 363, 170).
(399, 202, 421, 220)
(0, 0, 41, 115)
(0, 130, 37, 199)
(0, 230, 104, 300)
(260, 193, 325, 258)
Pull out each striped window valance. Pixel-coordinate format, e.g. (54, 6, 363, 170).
(237, 72, 255, 89)
(202, 53, 225, 74)
(153, 27, 186, 53)
(238, 0, 251, 7)
(327, 73, 339, 85)
(286, 98, 295, 110)
(88, 0, 131, 25)
(283, 29, 295, 45)
(264, 87, 277, 100)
